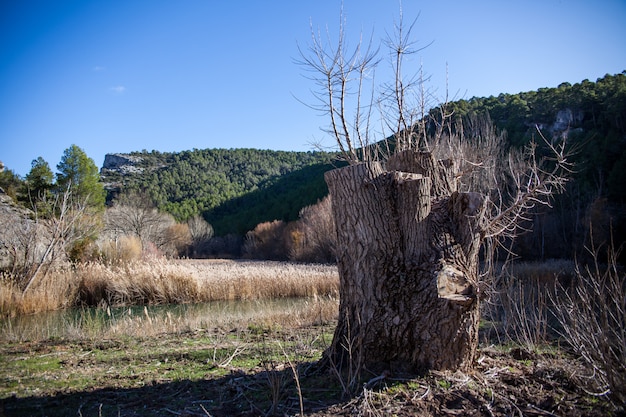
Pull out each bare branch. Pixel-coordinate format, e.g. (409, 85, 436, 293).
(484, 130, 574, 241)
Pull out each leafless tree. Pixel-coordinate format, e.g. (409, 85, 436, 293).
(187, 214, 214, 256)
(297, 7, 379, 162)
(0, 184, 99, 293)
(104, 191, 167, 243)
(300, 9, 571, 379)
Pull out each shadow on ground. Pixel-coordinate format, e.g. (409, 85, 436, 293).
(1, 362, 344, 417)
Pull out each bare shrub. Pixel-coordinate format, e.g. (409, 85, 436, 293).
(0, 214, 50, 281)
(1, 185, 102, 293)
(186, 214, 213, 256)
(163, 223, 192, 258)
(551, 243, 626, 403)
(290, 196, 336, 263)
(483, 260, 575, 350)
(243, 220, 290, 260)
(429, 114, 507, 196)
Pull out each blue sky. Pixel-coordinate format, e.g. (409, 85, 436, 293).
(1, 0, 625, 177)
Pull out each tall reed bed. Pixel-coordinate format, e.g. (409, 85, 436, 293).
(1, 259, 339, 317)
(179, 259, 339, 300)
(0, 268, 79, 317)
(77, 259, 339, 307)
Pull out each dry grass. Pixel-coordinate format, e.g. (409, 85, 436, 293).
(0, 268, 79, 317)
(1, 258, 339, 316)
(76, 258, 339, 307)
(178, 259, 339, 300)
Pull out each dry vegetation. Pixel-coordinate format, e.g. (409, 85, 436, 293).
(1, 310, 621, 417)
(1, 257, 624, 416)
(0, 259, 339, 317)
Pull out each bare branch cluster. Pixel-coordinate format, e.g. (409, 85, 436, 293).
(1, 184, 99, 293)
(551, 240, 626, 403)
(485, 129, 574, 241)
(103, 190, 193, 257)
(296, 12, 378, 162)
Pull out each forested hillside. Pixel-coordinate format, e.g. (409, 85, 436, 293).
(434, 71, 626, 259)
(98, 71, 624, 259)
(443, 72, 625, 196)
(100, 148, 340, 235)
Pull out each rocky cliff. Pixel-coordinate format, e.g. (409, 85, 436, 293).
(101, 153, 145, 175)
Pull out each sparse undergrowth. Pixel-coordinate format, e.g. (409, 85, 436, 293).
(0, 325, 621, 417)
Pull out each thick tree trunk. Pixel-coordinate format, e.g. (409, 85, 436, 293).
(324, 150, 485, 375)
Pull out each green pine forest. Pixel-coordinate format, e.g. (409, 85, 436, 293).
(438, 72, 626, 259)
(101, 148, 342, 236)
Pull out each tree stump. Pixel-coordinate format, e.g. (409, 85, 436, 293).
(324, 149, 486, 374)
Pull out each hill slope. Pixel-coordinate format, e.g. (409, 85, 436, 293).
(434, 71, 626, 257)
(100, 148, 340, 235)
(100, 72, 625, 256)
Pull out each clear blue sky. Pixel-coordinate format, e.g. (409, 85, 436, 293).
(1, 0, 625, 177)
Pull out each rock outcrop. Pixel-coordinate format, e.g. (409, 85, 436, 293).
(102, 153, 145, 175)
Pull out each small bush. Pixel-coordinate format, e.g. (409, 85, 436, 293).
(243, 221, 290, 260)
(163, 223, 192, 258)
(290, 195, 336, 263)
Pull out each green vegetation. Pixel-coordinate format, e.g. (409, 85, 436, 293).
(101, 148, 340, 235)
(56, 144, 106, 211)
(22, 156, 54, 216)
(442, 72, 626, 203)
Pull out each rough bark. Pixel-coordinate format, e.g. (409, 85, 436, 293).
(324, 149, 485, 374)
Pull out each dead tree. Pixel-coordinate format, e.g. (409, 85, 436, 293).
(300, 10, 571, 381)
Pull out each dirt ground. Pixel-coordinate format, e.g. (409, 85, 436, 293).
(1, 326, 623, 417)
